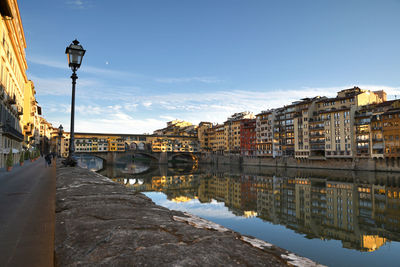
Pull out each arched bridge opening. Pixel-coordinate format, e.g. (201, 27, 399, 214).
(169, 153, 198, 163)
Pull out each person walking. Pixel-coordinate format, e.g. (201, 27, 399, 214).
(45, 154, 52, 167)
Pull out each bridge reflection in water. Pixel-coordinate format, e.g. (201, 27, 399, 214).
(77, 155, 400, 266)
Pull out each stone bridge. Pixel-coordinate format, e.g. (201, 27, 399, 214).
(76, 150, 199, 165)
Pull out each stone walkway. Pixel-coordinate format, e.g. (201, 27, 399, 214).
(55, 162, 323, 266)
(0, 158, 55, 267)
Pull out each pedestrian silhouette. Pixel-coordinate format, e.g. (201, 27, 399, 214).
(45, 154, 52, 167)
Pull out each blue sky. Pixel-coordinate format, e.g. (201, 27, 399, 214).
(19, 0, 400, 133)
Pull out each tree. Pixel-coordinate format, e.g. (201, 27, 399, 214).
(24, 150, 30, 160)
(6, 149, 13, 169)
(19, 152, 24, 164)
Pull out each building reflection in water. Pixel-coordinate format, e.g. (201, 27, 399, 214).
(114, 171, 400, 252)
(92, 158, 400, 253)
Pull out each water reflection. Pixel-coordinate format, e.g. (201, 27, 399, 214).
(109, 165, 400, 253)
(78, 156, 400, 266)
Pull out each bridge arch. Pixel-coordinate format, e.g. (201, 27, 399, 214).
(169, 152, 198, 163)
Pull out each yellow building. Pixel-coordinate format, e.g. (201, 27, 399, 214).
(91, 138, 98, 152)
(214, 124, 225, 153)
(224, 112, 254, 153)
(0, 0, 28, 167)
(57, 132, 70, 158)
(22, 80, 38, 147)
(154, 120, 197, 136)
(116, 138, 125, 151)
(197, 121, 212, 151)
(108, 136, 118, 151)
(255, 110, 275, 157)
(293, 87, 384, 159)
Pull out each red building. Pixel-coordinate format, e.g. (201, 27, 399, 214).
(241, 175, 257, 212)
(240, 119, 256, 155)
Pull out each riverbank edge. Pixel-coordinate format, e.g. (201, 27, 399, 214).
(199, 154, 400, 172)
(54, 162, 324, 267)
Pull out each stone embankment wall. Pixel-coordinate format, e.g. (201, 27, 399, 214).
(55, 163, 323, 267)
(199, 153, 400, 172)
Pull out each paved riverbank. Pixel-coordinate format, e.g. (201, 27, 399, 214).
(0, 158, 55, 267)
(55, 162, 323, 266)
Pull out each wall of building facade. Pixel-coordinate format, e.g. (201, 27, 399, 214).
(200, 87, 400, 164)
(0, 1, 27, 167)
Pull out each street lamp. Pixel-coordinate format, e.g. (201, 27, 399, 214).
(64, 39, 85, 166)
(58, 124, 64, 158)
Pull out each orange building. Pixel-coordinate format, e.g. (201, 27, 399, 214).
(382, 107, 400, 158)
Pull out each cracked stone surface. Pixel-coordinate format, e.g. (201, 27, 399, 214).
(55, 163, 323, 267)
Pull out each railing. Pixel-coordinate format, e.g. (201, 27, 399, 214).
(309, 125, 324, 130)
(310, 139, 325, 144)
(309, 118, 324, 122)
(2, 124, 24, 141)
(6, 94, 16, 105)
(310, 145, 325, 150)
(310, 132, 324, 137)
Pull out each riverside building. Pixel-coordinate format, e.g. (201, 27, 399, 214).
(224, 112, 254, 154)
(255, 110, 276, 157)
(197, 121, 213, 152)
(382, 103, 400, 158)
(240, 119, 256, 156)
(0, 0, 27, 167)
(291, 87, 385, 159)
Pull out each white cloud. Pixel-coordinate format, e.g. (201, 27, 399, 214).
(29, 74, 102, 96)
(156, 198, 239, 220)
(40, 83, 400, 134)
(74, 116, 164, 134)
(66, 0, 86, 9)
(142, 102, 152, 108)
(27, 55, 137, 78)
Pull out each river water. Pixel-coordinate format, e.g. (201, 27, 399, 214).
(77, 155, 400, 267)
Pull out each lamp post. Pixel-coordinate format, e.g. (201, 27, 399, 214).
(65, 39, 85, 166)
(58, 124, 64, 158)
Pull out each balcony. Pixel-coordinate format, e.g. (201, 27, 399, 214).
(311, 145, 325, 150)
(309, 118, 323, 122)
(372, 126, 382, 131)
(17, 106, 23, 116)
(0, 85, 4, 100)
(310, 132, 324, 137)
(6, 94, 16, 105)
(24, 123, 33, 135)
(309, 125, 324, 130)
(310, 139, 325, 144)
(1, 124, 24, 142)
